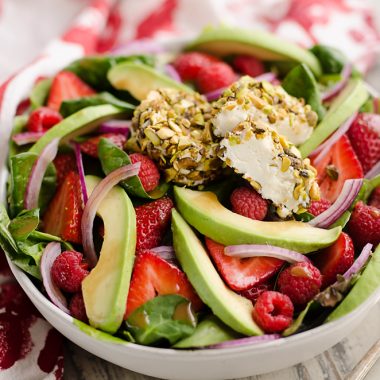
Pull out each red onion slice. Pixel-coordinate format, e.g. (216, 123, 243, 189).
(74, 143, 88, 204)
(164, 64, 182, 83)
(40, 242, 70, 314)
(150, 246, 178, 266)
(365, 161, 380, 179)
(12, 131, 45, 146)
(24, 138, 59, 210)
(254, 72, 277, 83)
(205, 87, 227, 101)
(309, 179, 363, 228)
(81, 163, 141, 268)
(321, 64, 352, 101)
(312, 113, 357, 163)
(98, 120, 131, 135)
(365, 82, 380, 99)
(224, 245, 309, 263)
(209, 334, 280, 349)
(341, 243, 373, 281)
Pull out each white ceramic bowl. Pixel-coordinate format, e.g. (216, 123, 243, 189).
(2, 38, 380, 380)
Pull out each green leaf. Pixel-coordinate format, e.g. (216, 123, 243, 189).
(65, 55, 155, 93)
(126, 295, 197, 346)
(59, 92, 135, 118)
(295, 211, 314, 223)
(282, 63, 325, 120)
(8, 208, 40, 240)
(30, 78, 52, 109)
(8, 152, 57, 217)
(173, 315, 240, 348)
(98, 138, 169, 199)
(0, 204, 19, 256)
(283, 301, 313, 337)
(310, 45, 347, 75)
(8, 115, 29, 158)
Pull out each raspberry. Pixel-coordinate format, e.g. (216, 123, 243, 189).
(252, 291, 294, 333)
(27, 107, 62, 133)
(230, 186, 268, 220)
(232, 55, 265, 77)
(240, 282, 273, 303)
(347, 201, 380, 249)
(308, 199, 331, 216)
(69, 292, 88, 323)
(277, 262, 322, 305)
(172, 52, 219, 81)
(196, 62, 236, 94)
(129, 153, 160, 192)
(369, 187, 380, 209)
(51, 251, 89, 293)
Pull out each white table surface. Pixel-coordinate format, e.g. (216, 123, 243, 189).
(1, 1, 380, 379)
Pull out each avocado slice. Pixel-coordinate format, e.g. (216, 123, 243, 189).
(326, 244, 380, 323)
(81, 175, 136, 334)
(107, 62, 193, 101)
(174, 187, 341, 254)
(298, 79, 368, 157)
(172, 209, 262, 336)
(29, 105, 123, 155)
(186, 26, 322, 76)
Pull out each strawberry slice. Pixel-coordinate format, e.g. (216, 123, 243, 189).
(79, 133, 126, 158)
(313, 135, 363, 203)
(43, 171, 83, 244)
(205, 238, 283, 292)
(125, 250, 203, 318)
(53, 153, 77, 187)
(312, 232, 355, 288)
(47, 71, 96, 111)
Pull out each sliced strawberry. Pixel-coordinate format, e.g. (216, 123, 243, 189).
(27, 107, 63, 133)
(53, 153, 77, 187)
(125, 250, 203, 318)
(232, 55, 265, 77)
(47, 71, 96, 111)
(135, 197, 174, 251)
(313, 135, 363, 203)
(205, 238, 283, 292)
(43, 171, 83, 244)
(79, 133, 126, 158)
(312, 232, 355, 288)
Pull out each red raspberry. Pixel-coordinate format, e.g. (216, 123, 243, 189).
(129, 153, 160, 192)
(230, 186, 268, 220)
(347, 113, 380, 174)
(240, 282, 273, 304)
(308, 199, 331, 216)
(196, 62, 236, 94)
(277, 262, 322, 305)
(69, 292, 88, 323)
(172, 52, 219, 81)
(252, 291, 294, 333)
(51, 251, 89, 293)
(232, 55, 265, 77)
(27, 107, 63, 133)
(347, 201, 380, 249)
(369, 187, 380, 209)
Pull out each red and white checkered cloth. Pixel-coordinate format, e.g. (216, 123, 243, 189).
(0, 0, 379, 378)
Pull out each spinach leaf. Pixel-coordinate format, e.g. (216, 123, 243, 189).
(98, 138, 169, 199)
(125, 295, 197, 346)
(30, 78, 52, 109)
(295, 211, 314, 223)
(8, 152, 57, 217)
(8, 208, 39, 240)
(0, 204, 19, 256)
(8, 115, 28, 158)
(310, 45, 347, 75)
(59, 92, 135, 118)
(65, 55, 155, 93)
(283, 301, 313, 337)
(282, 63, 325, 120)
(173, 315, 240, 348)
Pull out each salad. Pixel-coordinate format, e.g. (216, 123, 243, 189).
(1, 26, 380, 349)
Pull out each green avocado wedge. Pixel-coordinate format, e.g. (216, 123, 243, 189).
(174, 187, 341, 254)
(326, 244, 380, 323)
(29, 105, 124, 155)
(186, 26, 322, 76)
(298, 79, 368, 157)
(172, 210, 262, 336)
(108, 62, 193, 101)
(81, 176, 136, 334)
